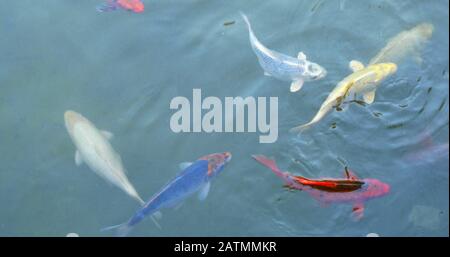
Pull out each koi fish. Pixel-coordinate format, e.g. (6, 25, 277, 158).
(369, 23, 434, 65)
(290, 61, 397, 133)
(102, 152, 232, 236)
(252, 155, 390, 220)
(64, 110, 145, 205)
(240, 12, 327, 92)
(97, 0, 145, 13)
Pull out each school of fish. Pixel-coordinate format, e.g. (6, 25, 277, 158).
(56, 5, 439, 236)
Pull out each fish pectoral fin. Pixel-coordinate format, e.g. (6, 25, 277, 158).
(297, 51, 307, 60)
(264, 71, 272, 77)
(198, 182, 211, 201)
(101, 130, 114, 140)
(363, 90, 376, 104)
(334, 102, 347, 112)
(150, 212, 162, 230)
(317, 200, 330, 208)
(75, 151, 83, 166)
(290, 79, 304, 92)
(283, 184, 300, 191)
(153, 211, 163, 219)
(349, 60, 365, 72)
(179, 162, 193, 170)
(352, 202, 365, 221)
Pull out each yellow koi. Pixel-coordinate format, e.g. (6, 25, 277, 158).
(290, 62, 397, 133)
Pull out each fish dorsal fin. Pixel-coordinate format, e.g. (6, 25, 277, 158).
(344, 167, 359, 180)
(349, 60, 365, 72)
(179, 162, 193, 170)
(75, 151, 83, 166)
(297, 52, 307, 60)
(101, 130, 114, 140)
(292, 175, 307, 185)
(198, 182, 210, 201)
(363, 90, 376, 104)
(290, 79, 304, 92)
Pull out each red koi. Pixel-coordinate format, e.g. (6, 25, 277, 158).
(252, 155, 390, 220)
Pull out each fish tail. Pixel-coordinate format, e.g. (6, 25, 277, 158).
(101, 222, 132, 237)
(239, 11, 251, 29)
(252, 155, 285, 178)
(289, 123, 312, 134)
(128, 186, 146, 206)
(290, 107, 328, 134)
(136, 196, 145, 206)
(239, 11, 258, 42)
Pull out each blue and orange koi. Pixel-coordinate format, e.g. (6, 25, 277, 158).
(102, 152, 232, 236)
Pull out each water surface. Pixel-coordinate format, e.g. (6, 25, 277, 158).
(0, 0, 448, 236)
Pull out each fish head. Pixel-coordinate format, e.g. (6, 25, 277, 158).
(199, 152, 232, 177)
(362, 178, 390, 199)
(64, 110, 87, 133)
(304, 61, 327, 81)
(415, 23, 434, 39)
